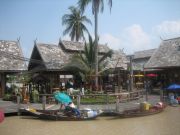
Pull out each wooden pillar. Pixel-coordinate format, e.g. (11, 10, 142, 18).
(1, 73, 6, 97)
(49, 73, 53, 94)
(17, 95, 21, 116)
(116, 96, 119, 112)
(129, 55, 134, 91)
(42, 95, 46, 110)
(77, 95, 80, 109)
(118, 70, 121, 93)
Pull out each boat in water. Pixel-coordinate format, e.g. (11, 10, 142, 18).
(113, 102, 166, 118)
(20, 108, 102, 121)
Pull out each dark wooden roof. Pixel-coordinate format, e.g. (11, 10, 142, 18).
(145, 37, 180, 69)
(0, 40, 27, 72)
(59, 40, 110, 54)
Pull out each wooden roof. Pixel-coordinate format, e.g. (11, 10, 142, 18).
(0, 40, 27, 72)
(145, 37, 180, 69)
(59, 40, 110, 54)
(106, 50, 128, 70)
(133, 49, 156, 59)
(35, 43, 69, 70)
(29, 41, 127, 71)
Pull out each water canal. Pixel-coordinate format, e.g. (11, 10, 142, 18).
(0, 106, 179, 135)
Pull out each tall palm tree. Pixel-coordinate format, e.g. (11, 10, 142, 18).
(62, 6, 92, 41)
(78, 0, 112, 89)
(63, 35, 113, 89)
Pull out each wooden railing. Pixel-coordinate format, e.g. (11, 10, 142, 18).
(36, 90, 144, 111)
(16, 90, 144, 115)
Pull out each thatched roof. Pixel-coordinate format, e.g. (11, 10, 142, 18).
(0, 40, 27, 72)
(145, 37, 180, 69)
(133, 49, 156, 59)
(126, 49, 156, 71)
(35, 43, 69, 70)
(60, 40, 110, 54)
(106, 50, 128, 70)
(29, 41, 127, 71)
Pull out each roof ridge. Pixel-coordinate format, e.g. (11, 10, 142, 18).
(134, 48, 156, 53)
(163, 36, 180, 41)
(0, 40, 17, 42)
(36, 42, 58, 46)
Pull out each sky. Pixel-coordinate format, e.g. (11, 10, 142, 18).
(0, 0, 180, 58)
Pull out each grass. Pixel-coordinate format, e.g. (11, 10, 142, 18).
(72, 95, 116, 104)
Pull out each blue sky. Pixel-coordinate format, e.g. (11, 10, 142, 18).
(0, 0, 180, 58)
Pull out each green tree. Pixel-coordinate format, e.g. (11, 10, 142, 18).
(78, 0, 112, 89)
(62, 6, 92, 41)
(63, 35, 113, 90)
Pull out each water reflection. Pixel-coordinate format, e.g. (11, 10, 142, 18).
(0, 107, 180, 135)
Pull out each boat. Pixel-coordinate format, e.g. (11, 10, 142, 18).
(20, 108, 102, 121)
(113, 102, 166, 118)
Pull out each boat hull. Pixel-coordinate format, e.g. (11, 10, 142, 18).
(20, 108, 101, 121)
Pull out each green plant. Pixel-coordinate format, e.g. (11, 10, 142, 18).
(3, 94, 12, 101)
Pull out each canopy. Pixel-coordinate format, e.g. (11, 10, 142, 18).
(53, 92, 72, 104)
(167, 84, 180, 91)
(146, 73, 157, 77)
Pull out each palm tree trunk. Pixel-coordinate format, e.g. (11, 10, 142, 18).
(94, 4, 99, 91)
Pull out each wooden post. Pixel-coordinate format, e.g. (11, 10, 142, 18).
(106, 93, 109, 104)
(106, 94, 110, 110)
(17, 95, 21, 116)
(116, 96, 119, 112)
(42, 95, 46, 110)
(129, 55, 134, 91)
(145, 89, 148, 101)
(77, 95, 81, 109)
(160, 89, 163, 102)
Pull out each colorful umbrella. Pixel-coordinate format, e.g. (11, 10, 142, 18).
(53, 92, 72, 104)
(167, 84, 180, 91)
(146, 73, 157, 77)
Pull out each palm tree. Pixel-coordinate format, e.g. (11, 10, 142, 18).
(78, 0, 112, 89)
(62, 6, 92, 41)
(63, 35, 113, 90)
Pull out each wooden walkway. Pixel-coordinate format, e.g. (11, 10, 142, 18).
(0, 95, 160, 115)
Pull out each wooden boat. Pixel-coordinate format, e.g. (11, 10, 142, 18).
(20, 108, 102, 121)
(114, 106, 165, 118)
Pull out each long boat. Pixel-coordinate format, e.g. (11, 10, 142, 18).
(114, 106, 165, 118)
(20, 108, 102, 121)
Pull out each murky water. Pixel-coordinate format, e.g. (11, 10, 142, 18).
(0, 106, 179, 135)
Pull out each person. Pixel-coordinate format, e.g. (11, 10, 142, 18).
(80, 81, 85, 96)
(66, 79, 74, 95)
(169, 92, 178, 105)
(53, 92, 80, 117)
(64, 102, 81, 117)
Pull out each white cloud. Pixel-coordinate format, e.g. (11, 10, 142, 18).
(154, 20, 180, 38)
(99, 24, 152, 54)
(99, 34, 121, 50)
(120, 24, 151, 54)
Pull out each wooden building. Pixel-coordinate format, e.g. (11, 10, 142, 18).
(145, 37, 180, 87)
(28, 40, 128, 93)
(0, 40, 27, 97)
(132, 49, 156, 71)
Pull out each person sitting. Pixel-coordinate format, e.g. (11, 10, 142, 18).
(64, 102, 81, 117)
